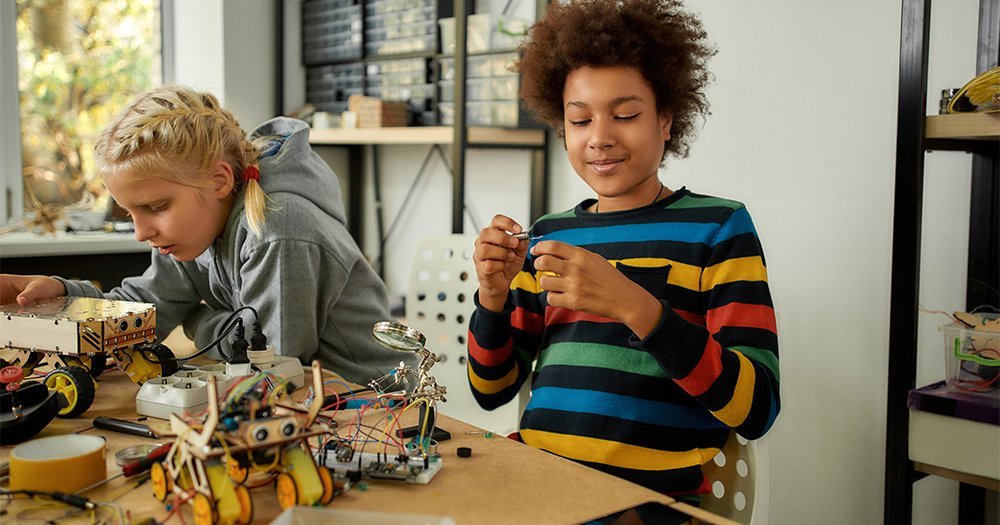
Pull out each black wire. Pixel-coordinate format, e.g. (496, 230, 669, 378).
(435, 145, 482, 231)
(383, 144, 437, 242)
(176, 306, 259, 362)
(500, 0, 518, 16)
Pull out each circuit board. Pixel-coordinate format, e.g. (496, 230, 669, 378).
(323, 451, 443, 484)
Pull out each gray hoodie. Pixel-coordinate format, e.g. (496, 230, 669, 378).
(59, 117, 410, 385)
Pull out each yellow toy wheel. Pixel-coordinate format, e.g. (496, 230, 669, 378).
(318, 466, 335, 505)
(234, 484, 254, 525)
(227, 456, 249, 484)
(274, 472, 299, 510)
(44, 366, 95, 417)
(151, 462, 173, 502)
(192, 493, 217, 525)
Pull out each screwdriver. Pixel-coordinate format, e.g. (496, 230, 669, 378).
(94, 416, 158, 438)
(508, 230, 542, 241)
(123, 442, 172, 477)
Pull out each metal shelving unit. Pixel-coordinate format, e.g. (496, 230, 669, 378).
(883, 0, 999, 524)
(281, 0, 551, 273)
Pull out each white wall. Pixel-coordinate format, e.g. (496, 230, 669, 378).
(172, 0, 277, 128)
(252, 0, 988, 522)
(172, 1, 225, 96)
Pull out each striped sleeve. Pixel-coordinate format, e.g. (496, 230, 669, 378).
(638, 206, 780, 438)
(467, 264, 545, 410)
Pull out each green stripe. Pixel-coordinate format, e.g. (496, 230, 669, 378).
(537, 342, 669, 378)
(732, 345, 779, 381)
(536, 208, 577, 222)
(671, 194, 742, 211)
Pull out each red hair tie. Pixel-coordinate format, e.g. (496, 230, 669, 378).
(243, 165, 260, 183)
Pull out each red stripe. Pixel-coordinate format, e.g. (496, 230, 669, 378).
(669, 475, 713, 497)
(468, 331, 513, 367)
(706, 302, 775, 336)
(674, 309, 705, 327)
(512, 306, 544, 333)
(675, 337, 722, 396)
(545, 306, 617, 326)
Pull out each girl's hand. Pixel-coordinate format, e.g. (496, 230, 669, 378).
(474, 215, 530, 312)
(0, 274, 67, 306)
(530, 241, 663, 338)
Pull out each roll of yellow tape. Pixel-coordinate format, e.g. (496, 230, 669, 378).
(9, 434, 107, 493)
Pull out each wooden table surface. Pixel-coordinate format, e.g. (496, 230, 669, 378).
(0, 365, 734, 525)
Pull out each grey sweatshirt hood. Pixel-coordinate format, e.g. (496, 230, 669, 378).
(246, 117, 346, 225)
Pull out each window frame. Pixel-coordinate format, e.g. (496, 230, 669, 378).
(0, 0, 174, 225)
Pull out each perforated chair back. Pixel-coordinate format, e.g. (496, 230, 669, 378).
(700, 433, 769, 524)
(405, 234, 525, 436)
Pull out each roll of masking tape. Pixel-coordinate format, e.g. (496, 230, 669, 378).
(9, 434, 107, 493)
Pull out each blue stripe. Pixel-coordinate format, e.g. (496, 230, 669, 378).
(525, 386, 725, 430)
(714, 207, 757, 244)
(540, 223, 716, 247)
(536, 212, 756, 249)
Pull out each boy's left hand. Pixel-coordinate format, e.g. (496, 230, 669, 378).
(531, 241, 663, 338)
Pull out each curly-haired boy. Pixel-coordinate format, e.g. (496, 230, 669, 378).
(468, 0, 780, 516)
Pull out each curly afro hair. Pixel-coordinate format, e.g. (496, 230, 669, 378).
(516, 0, 715, 159)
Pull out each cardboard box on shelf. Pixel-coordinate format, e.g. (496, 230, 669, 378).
(348, 94, 409, 128)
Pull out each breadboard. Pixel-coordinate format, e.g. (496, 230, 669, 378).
(322, 451, 443, 484)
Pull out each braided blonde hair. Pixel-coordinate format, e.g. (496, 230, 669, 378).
(95, 86, 269, 236)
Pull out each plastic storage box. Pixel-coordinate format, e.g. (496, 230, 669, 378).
(939, 313, 1000, 394)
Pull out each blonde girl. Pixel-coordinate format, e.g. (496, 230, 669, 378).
(1, 86, 407, 384)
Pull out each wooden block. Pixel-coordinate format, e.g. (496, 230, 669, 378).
(348, 94, 409, 128)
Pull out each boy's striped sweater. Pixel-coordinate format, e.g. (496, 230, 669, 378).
(467, 188, 780, 495)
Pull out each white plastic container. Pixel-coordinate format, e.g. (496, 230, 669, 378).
(438, 14, 491, 54)
(939, 313, 1000, 393)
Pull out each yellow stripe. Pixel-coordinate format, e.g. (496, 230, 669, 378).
(712, 351, 755, 427)
(468, 363, 520, 395)
(702, 256, 767, 289)
(511, 271, 542, 293)
(520, 429, 717, 471)
(613, 257, 702, 291)
(513, 258, 705, 292)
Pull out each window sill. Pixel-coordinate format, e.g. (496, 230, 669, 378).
(0, 230, 148, 258)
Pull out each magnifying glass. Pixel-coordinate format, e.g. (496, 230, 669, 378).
(371, 321, 426, 353)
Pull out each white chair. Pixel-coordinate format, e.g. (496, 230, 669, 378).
(405, 234, 527, 436)
(700, 433, 770, 524)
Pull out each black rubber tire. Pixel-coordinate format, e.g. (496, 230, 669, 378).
(133, 342, 178, 378)
(81, 354, 108, 378)
(44, 365, 96, 418)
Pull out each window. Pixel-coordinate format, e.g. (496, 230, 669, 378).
(4, 0, 163, 229)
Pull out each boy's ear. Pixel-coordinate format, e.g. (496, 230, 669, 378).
(660, 112, 673, 142)
(208, 160, 235, 199)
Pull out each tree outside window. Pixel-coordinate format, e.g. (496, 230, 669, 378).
(16, 0, 160, 230)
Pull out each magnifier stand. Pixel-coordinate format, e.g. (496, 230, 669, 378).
(397, 402, 451, 442)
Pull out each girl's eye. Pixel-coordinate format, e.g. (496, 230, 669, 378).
(569, 119, 591, 127)
(148, 204, 167, 212)
(615, 113, 640, 121)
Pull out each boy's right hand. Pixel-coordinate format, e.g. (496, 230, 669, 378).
(0, 274, 67, 306)
(474, 215, 530, 312)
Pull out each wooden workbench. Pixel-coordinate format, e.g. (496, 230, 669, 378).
(0, 367, 734, 524)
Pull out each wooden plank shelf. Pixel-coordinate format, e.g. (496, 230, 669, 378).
(309, 126, 546, 147)
(925, 112, 1000, 140)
